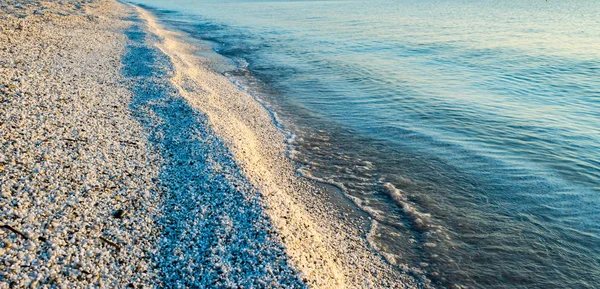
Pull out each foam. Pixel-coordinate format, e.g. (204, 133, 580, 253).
(383, 182, 436, 233)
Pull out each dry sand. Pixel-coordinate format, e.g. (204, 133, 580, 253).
(1, 0, 164, 287)
(0, 0, 434, 288)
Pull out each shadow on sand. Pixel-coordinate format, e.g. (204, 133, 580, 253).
(120, 12, 305, 288)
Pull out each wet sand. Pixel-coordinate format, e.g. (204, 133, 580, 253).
(0, 0, 433, 287)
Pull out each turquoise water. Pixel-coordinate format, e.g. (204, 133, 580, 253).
(128, 0, 600, 287)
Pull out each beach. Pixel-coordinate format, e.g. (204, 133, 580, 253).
(121, 1, 600, 288)
(0, 1, 433, 288)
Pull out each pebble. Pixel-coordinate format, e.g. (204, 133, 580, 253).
(112, 209, 125, 219)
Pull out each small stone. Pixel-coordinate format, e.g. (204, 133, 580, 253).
(112, 209, 125, 219)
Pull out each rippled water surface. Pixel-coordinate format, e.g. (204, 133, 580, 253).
(128, 0, 600, 287)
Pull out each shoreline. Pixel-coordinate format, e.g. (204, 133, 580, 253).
(1, 0, 433, 287)
(131, 5, 433, 288)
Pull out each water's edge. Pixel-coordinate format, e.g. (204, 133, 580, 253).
(125, 1, 600, 288)
(130, 3, 437, 288)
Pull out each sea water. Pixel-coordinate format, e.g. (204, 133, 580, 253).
(127, 0, 600, 287)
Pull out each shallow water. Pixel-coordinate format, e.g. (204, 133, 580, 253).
(128, 0, 600, 287)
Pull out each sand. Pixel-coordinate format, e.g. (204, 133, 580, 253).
(0, 0, 434, 288)
(1, 0, 164, 287)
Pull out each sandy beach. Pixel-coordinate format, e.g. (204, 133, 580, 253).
(1, 0, 433, 288)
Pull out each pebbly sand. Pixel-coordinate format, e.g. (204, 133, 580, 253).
(0, 0, 435, 288)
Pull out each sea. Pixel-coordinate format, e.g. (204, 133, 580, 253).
(126, 0, 600, 288)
